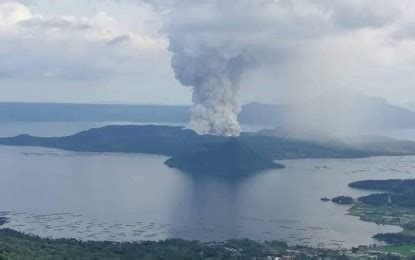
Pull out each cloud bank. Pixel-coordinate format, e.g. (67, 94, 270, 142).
(1, 0, 415, 107)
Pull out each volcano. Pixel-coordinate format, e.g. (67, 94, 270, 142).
(165, 139, 284, 176)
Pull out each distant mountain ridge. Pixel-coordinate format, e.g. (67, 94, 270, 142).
(0, 90, 414, 130)
(0, 103, 189, 123)
(243, 90, 415, 138)
(298, 89, 415, 129)
(0, 102, 281, 124)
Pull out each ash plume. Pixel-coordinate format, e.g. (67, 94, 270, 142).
(169, 44, 255, 136)
(148, 0, 395, 136)
(155, 0, 271, 136)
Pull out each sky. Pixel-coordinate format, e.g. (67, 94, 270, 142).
(0, 0, 415, 105)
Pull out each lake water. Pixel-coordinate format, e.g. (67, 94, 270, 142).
(0, 122, 413, 248)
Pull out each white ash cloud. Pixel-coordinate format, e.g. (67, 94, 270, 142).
(153, 0, 325, 136)
(147, 0, 405, 136)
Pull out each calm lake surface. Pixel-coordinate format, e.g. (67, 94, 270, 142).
(0, 122, 414, 248)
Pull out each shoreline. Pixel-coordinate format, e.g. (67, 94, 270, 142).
(0, 227, 396, 259)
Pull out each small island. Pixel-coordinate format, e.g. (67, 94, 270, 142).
(165, 139, 284, 176)
(331, 196, 354, 205)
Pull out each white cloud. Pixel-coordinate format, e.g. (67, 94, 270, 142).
(1, 0, 415, 105)
(0, 2, 31, 33)
(16, 9, 165, 51)
(314, 0, 401, 29)
(0, 1, 167, 81)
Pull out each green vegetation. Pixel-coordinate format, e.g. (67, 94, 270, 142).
(358, 192, 415, 208)
(349, 202, 415, 249)
(348, 178, 415, 256)
(0, 228, 355, 259)
(349, 202, 415, 227)
(348, 179, 415, 228)
(350, 179, 415, 208)
(378, 245, 415, 257)
(0, 228, 267, 259)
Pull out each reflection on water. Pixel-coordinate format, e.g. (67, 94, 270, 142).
(0, 145, 412, 248)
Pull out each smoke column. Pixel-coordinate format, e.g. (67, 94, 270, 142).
(169, 43, 254, 136)
(159, 1, 262, 137)
(146, 0, 400, 137)
(152, 0, 290, 136)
